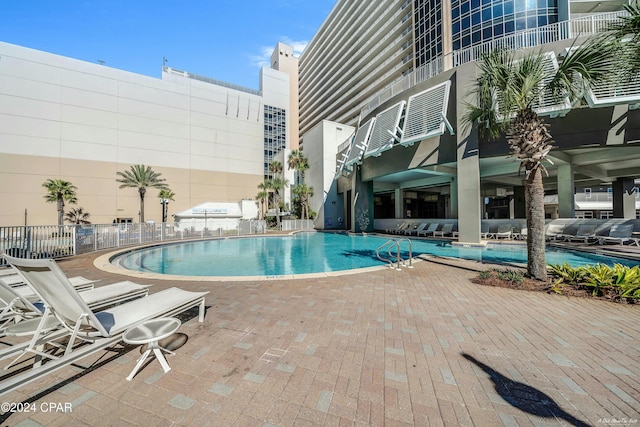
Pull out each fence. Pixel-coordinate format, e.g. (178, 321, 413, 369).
(281, 220, 315, 231)
(0, 220, 268, 265)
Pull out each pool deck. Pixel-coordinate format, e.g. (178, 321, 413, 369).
(1, 249, 639, 426)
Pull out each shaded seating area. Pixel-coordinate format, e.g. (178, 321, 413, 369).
(0, 255, 208, 395)
(494, 224, 513, 239)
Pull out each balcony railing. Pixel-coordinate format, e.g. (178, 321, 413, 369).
(360, 11, 628, 118)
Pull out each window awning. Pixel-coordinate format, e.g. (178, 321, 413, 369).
(400, 80, 453, 146)
(364, 101, 405, 158)
(345, 118, 375, 168)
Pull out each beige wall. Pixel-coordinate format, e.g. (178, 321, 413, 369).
(0, 154, 262, 226)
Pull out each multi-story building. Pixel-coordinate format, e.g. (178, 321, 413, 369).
(0, 41, 292, 226)
(299, 0, 640, 240)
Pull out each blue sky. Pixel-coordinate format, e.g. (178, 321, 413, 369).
(0, 0, 335, 90)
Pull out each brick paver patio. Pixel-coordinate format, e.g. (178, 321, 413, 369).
(1, 251, 638, 426)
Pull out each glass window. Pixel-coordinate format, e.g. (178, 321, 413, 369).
(471, 0, 480, 9)
(462, 34, 471, 46)
(452, 6, 460, 19)
(462, 16, 470, 29)
(515, 0, 525, 11)
(482, 26, 493, 39)
(504, 0, 514, 14)
(493, 3, 503, 18)
(505, 19, 515, 33)
(461, 2, 470, 14)
(482, 6, 492, 21)
(472, 11, 481, 25)
(472, 30, 481, 43)
(527, 16, 537, 27)
(538, 15, 547, 26)
(516, 17, 527, 30)
(494, 23, 504, 36)
(537, 0, 547, 8)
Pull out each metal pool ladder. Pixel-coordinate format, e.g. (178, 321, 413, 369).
(376, 238, 413, 270)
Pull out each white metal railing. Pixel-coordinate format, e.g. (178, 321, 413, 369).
(281, 220, 315, 231)
(0, 220, 267, 265)
(359, 11, 628, 119)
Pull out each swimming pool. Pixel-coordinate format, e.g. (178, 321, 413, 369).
(113, 232, 637, 277)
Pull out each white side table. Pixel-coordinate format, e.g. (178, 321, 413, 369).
(122, 317, 181, 381)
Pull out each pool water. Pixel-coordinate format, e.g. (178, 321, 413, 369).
(113, 232, 637, 277)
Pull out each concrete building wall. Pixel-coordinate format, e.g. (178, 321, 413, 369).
(0, 41, 267, 226)
(303, 121, 354, 229)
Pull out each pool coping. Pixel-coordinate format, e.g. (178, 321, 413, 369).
(93, 232, 425, 281)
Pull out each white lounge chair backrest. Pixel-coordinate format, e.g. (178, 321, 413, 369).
(426, 223, 438, 232)
(497, 224, 512, 233)
(4, 255, 110, 337)
(0, 281, 42, 317)
(546, 223, 564, 235)
(441, 224, 453, 233)
(609, 224, 633, 238)
(576, 224, 596, 236)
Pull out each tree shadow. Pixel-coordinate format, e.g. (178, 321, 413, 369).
(462, 353, 589, 426)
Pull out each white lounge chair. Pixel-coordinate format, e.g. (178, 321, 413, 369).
(545, 223, 565, 241)
(1, 272, 97, 292)
(495, 224, 513, 239)
(433, 224, 454, 237)
(598, 224, 634, 246)
(563, 224, 598, 243)
(390, 223, 409, 234)
(417, 223, 439, 237)
(513, 226, 527, 240)
(0, 255, 207, 395)
(405, 223, 428, 236)
(385, 222, 407, 234)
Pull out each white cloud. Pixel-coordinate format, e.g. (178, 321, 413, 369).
(250, 37, 308, 69)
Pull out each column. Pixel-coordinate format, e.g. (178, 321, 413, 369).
(456, 131, 482, 244)
(613, 177, 636, 219)
(557, 164, 575, 218)
(394, 188, 403, 219)
(512, 185, 526, 218)
(352, 167, 374, 232)
(450, 177, 458, 218)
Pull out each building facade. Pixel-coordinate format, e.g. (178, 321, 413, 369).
(0, 41, 292, 226)
(299, 0, 640, 241)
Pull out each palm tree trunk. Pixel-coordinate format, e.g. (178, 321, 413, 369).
(525, 167, 547, 281)
(57, 198, 64, 226)
(139, 188, 146, 223)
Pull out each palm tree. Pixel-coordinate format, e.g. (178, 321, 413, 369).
(287, 149, 309, 185)
(268, 160, 283, 179)
(65, 207, 91, 224)
(256, 182, 269, 220)
(287, 150, 313, 219)
(158, 188, 175, 223)
(606, 1, 640, 73)
(42, 179, 78, 226)
(292, 183, 314, 220)
(266, 177, 289, 226)
(464, 42, 613, 280)
(116, 165, 168, 223)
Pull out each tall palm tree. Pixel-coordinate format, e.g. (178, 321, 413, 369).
(267, 160, 288, 226)
(158, 188, 175, 223)
(256, 182, 269, 220)
(268, 160, 283, 179)
(287, 150, 313, 219)
(65, 207, 91, 224)
(287, 149, 309, 185)
(292, 183, 314, 220)
(116, 165, 168, 223)
(464, 42, 614, 280)
(42, 179, 78, 226)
